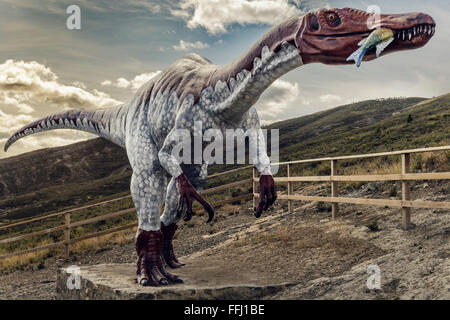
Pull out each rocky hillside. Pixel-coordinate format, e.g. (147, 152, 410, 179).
(0, 139, 130, 220)
(0, 138, 129, 198)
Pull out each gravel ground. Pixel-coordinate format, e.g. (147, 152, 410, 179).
(0, 181, 448, 300)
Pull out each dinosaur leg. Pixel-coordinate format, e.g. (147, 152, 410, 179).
(128, 135, 182, 286)
(160, 163, 208, 268)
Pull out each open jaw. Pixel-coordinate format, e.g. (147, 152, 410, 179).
(360, 22, 436, 61)
(340, 23, 436, 41)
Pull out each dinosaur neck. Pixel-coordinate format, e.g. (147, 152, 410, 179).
(210, 17, 304, 121)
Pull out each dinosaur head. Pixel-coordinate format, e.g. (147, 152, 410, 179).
(296, 7, 435, 65)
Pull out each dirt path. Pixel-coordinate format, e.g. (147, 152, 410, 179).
(0, 181, 448, 300)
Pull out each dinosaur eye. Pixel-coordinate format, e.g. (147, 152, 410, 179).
(325, 12, 341, 27)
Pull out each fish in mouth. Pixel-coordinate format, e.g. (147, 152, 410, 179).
(347, 23, 436, 67)
(347, 28, 395, 67)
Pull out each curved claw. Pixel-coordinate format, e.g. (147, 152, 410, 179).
(254, 175, 277, 218)
(160, 279, 169, 286)
(205, 206, 214, 223)
(183, 209, 193, 222)
(176, 173, 214, 224)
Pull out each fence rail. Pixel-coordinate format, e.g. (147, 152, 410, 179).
(262, 145, 450, 228)
(0, 165, 253, 260)
(1, 145, 449, 261)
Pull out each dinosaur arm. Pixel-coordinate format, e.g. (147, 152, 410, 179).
(158, 127, 184, 178)
(241, 107, 272, 175)
(158, 117, 214, 222)
(241, 107, 276, 217)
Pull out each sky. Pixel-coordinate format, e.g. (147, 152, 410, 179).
(0, 0, 449, 158)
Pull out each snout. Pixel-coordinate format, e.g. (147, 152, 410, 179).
(379, 12, 435, 30)
(372, 11, 436, 58)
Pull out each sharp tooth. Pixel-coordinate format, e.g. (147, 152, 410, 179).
(408, 32, 412, 40)
(402, 31, 406, 40)
(419, 25, 423, 34)
(413, 27, 416, 36)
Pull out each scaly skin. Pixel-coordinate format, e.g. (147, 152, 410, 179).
(4, 8, 435, 286)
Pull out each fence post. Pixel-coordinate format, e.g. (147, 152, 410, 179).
(253, 166, 258, 209)
(287, 164, 293, 213)
(64, 213, 71, 259)
(401, 153, 411, 229)
(331, 160, 338, 221)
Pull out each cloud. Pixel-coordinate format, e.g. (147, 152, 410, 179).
(172, 40, 210, 51)
(170, 0, 303, 34)
(319, 94, 342, 104)
(0, 59, 121, 158)
(0, 60, 120, 111)
(254, 79, 300, 124)
(116, 78, 131, 89)
(101, 71, 161, 90)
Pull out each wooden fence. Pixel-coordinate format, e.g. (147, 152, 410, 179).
(0, 145, 448, 260)
(0, 166, 254, 260)
(256, 145, 450, 230)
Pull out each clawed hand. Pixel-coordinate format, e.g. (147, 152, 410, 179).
(175, 174, 214, 223)
(254, 175, 277, 218)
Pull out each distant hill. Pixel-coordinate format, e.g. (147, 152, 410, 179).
(0, 94, 448, 221)
(267, 95, 449, 161)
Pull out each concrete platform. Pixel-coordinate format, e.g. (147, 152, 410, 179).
(56, 262, 296, 300)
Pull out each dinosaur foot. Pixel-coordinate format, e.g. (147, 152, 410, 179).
(161, 222, 186, 269)
(135, 228, 183, 287)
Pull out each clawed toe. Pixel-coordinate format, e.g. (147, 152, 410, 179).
(172, 277, 183, 283)
(160, 279, 169, 286)
(136, 228, 183, 287)
(137, 277, 169, 287)
(167, 259, 185, 269)
(161, 223, 186, 270)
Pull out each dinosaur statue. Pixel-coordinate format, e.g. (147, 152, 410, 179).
(4, 8, 435, 286)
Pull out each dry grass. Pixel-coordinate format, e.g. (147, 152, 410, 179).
(338, 151, 449, 176)
(0, 230, 133, 272)
(0, 238, 55, 272)
(340, 158, 401, 176)
(221, 204, 241, 216)
(69, 230, 132, 254)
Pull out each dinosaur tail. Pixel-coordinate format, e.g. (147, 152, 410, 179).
(4, 104, 128, 152)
